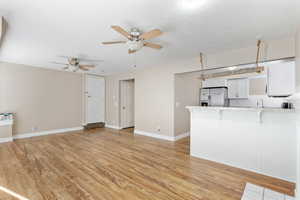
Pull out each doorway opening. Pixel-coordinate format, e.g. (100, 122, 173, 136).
(119, 79, 135, 130)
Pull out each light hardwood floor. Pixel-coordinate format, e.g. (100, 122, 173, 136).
(0, 128, 295, 200)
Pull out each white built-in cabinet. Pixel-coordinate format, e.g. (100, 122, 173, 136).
(201, 78, 226, 88)
(267, 61, 295, 97)
(227, 78, 249, 99)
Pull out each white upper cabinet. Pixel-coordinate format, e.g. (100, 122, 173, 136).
(227, 78, 249, 99)
(267, 61, 295, 97)
(202, 78, 226, 88)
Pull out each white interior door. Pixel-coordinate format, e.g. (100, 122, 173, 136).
(86, 75, 105, 124)
(120, 80, 134, 129)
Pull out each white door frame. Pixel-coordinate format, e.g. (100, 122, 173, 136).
(119, 79, 135, 129)
(84, 74, 105, 125)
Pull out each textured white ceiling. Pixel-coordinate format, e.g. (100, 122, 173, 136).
(0, 0, 299, 75)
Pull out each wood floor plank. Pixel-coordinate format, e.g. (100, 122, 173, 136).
(0, 128, 295, 200)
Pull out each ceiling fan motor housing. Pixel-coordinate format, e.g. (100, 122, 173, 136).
(127, 40, 144, 51)
(130, 28, 141, 39)
(69, 58, 80, 66)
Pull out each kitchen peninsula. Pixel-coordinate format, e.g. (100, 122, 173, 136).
(187, 106, 297, 182)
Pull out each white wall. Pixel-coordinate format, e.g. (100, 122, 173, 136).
(105, 37, 295, 137)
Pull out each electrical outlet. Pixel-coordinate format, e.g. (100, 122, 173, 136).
(157, 126, 161, 132)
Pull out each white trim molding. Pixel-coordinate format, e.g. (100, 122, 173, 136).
(134, 130, 190, 141)
(13, 127, 83, 140)
(0, 137, 13, 143)
(105, 124, 121, 130)
(174, 132, 190, 141)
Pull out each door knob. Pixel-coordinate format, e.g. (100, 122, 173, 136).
(122, 106, 125, 109)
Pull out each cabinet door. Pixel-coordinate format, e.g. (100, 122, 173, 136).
(227, 78, 248, 99)
(237, 78, 249, 99)
(202, 78, 226, 88)
(267, 61, 295, 97)
(227, 79, 239, 99)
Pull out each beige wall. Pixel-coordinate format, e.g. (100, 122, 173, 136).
(0, 62, 83, 135)
(174, 73, 201, 136)
(105, 37, 296, 137)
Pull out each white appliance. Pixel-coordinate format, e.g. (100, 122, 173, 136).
(200, 87, 229, 107)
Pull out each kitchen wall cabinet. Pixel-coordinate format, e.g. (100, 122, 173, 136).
(202, 78, 226, 88)
(267, 61, 295, 97)
(227, 78, 249, 99)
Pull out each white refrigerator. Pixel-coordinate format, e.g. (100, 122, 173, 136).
(200, 87, 229, 107)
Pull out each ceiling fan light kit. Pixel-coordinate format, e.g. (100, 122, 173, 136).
(102, 25, 163, 54)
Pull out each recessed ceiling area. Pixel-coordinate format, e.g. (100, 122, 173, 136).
(0, 0, 299, 75)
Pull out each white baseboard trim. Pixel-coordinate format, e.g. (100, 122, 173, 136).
(105, 124, 121, 130)
(134, 130, 190, 141)
(174, 132, 190, 141)
(0, 137, 13, 143)
(134, 130, 174, 141)
(13, 127, 83, 140)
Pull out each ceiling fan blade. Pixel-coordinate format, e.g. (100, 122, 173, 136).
(111, 25, 131, 39)
(79, 66, 90, 71)
(140, 29, 162, 40)
(79, 65, 95, 68)
(144, 42, 162, 49)
(128, 49, 137, 54)
(102, 41, 127, 45)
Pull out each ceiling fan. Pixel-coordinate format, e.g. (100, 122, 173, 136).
(102, 25, 163, 54)
(51, 56, 100, 72)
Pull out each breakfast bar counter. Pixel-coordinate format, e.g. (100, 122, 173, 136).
(187, 106, 297, 182)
